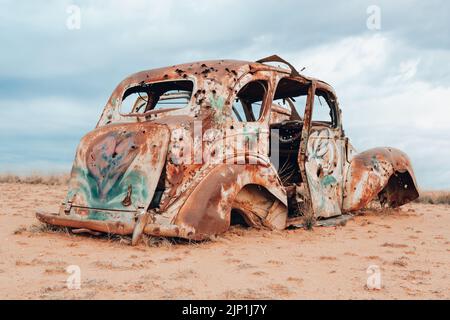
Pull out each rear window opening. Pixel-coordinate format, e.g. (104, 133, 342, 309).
(121, 80, 193, 115)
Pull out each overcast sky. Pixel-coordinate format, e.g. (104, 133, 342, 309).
(0, 0, 449, 189)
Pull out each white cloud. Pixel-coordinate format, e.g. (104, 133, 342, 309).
(288, 34, 389, 86)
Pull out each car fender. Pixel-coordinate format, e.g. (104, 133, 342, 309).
(174, 160, 287, 240)
(343, 147, 419, 211)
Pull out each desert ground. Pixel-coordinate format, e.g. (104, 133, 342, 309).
(0, 181, 449, 299)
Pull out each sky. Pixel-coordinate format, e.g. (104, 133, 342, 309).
(0, 0, 449, 189)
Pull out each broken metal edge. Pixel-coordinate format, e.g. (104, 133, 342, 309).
(36, 211, 134, 235)
(35, 211, 194, 240)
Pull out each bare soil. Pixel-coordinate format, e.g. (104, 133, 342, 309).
(0, 183, 449, 299)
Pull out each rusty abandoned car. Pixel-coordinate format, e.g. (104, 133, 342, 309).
(36, 55, 419, 245)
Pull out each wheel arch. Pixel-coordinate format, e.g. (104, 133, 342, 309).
(173, 162, 287, 240)
(343, 147, 419, 211)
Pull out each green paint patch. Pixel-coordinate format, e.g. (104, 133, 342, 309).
(210, 94, 227, 123)
(67, 166, 148, 212)
(243, 127, 259, 142)
(321, 175, 337, 186)
(209, 94, 224, 110)
(88, 210, 108, 221)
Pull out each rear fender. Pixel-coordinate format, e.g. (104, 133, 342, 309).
(173, 161, 287, 240)
(343, 147, 419, 211)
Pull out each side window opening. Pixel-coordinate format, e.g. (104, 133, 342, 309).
(232, 80, 267, 122)
(269, 78, 310, 188)
(121, 80, 193, 115)
(272, 96, 307, 121)
(272, 78, 309, 121)
(312, 90, 337, 127)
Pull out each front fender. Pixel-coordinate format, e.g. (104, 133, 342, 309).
(174, 162, 287, 240)
(343, 147, 419, 211)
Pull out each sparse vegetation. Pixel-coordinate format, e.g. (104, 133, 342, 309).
(142, 235, 178, 248)
(28, 222, 71, 235)
(414, 191, 450, 205)
(0, 173, 69, 185)
(302, 212, 316, 230)
(13, 226, 27, 235)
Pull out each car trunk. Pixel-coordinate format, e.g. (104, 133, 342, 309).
(62, 122, 170, 224)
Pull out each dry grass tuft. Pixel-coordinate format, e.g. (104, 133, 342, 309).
(28, 222, 71, 235)
(142, 235, 179, 248)
(13, 226, 27, 235)
(0, 173, 69, 185)
(414, 191, 450, 205)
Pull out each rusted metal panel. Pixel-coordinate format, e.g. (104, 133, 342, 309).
(62, 122, 170, 223)
(343, 147, 419, 211)
(173, 163, 287, 240)
(305, 127, 345, 218)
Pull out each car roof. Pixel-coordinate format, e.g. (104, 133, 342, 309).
(109, 57, 336, 103)
(119, 59, 289, 85)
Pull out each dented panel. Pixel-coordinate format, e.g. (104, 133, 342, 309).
(64, 122, 170, 222)
(305, 127, 345, 218)
(343, 147, 419, 211)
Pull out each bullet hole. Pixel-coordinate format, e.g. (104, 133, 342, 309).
(316, 166, 323, 178)
(112, 152, 117, 158)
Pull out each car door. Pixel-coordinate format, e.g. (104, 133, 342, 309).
(303, 86, 345, 218)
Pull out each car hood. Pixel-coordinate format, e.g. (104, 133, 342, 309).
(64, 122, 170, 220)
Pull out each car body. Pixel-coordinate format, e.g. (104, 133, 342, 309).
(36, 55, 419, 244)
